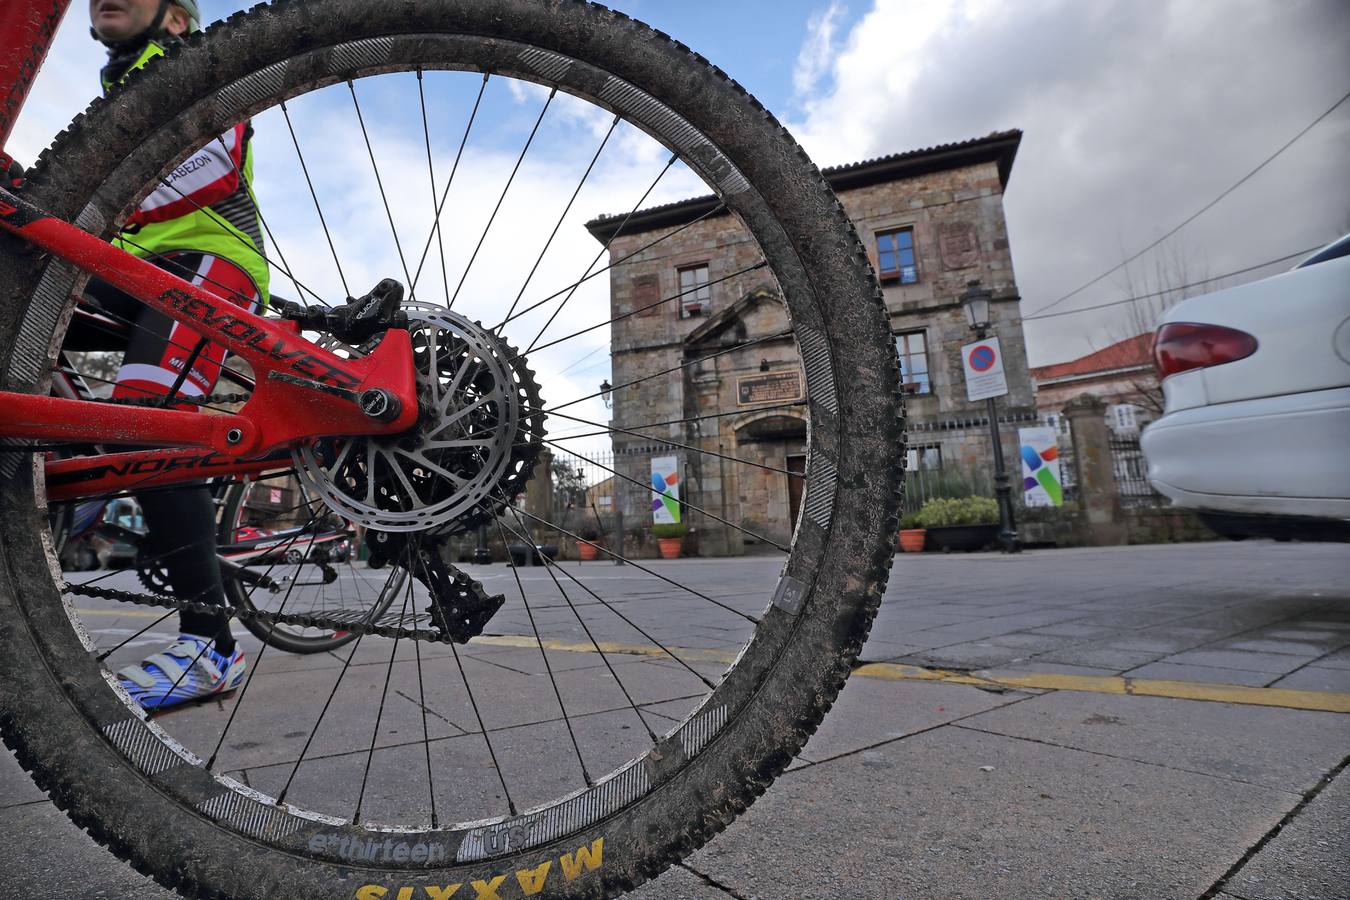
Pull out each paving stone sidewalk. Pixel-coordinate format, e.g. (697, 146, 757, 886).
(2, 540, 1346, 897)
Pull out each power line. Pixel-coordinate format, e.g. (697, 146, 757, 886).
(1025, 86, 1350, 318)
(1023, 246, 1318, 322)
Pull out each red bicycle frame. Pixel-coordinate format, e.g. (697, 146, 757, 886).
(0, 0, 419, 501)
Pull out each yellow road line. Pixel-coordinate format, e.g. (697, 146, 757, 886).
(471, 634, 739, 665)
(71, 608, 1348, 715)
(853, 662, 1350, 714)
(75, 607, 169, 619)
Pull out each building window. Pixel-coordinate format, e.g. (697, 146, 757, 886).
(906, 445, 942, 471)
(877, 228, 918, 284)
(678, 264, 711, 317)
(1108, 403, 1139, 433)
(895, 330, 931, 395)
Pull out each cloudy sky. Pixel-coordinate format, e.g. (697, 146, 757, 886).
(12, 0, 1349, 393)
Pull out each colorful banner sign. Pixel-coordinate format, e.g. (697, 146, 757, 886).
(650, 455, 681, 524)
(1018, 426, 1063, 507)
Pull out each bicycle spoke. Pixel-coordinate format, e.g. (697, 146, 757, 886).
(143, 168, 327, 309)
(159, 338, 209, 409)
(409, 73, 489, 301)
(448, 87, 557, 309)
(524, 260, 766, 357)
(492, 513, 719, 688)
(500, 114, 621, 325)
(513, 507, 762, 625)
(539, 404, 803, 479)
(412, 548, 518, 816)
(494, 497, 658, 743)
(522, 153, 678, 351)
(280, 100, 350, 299)
(205, 505, 350, 768)
(411, 585, 440, 829)
(275, 631, 371, 805)
(352, 560, 416, 823)
(347, 80, 415, 295)
(268, 547, 405, 802)
(94, 609, 175, 661)
(548, 329, 793, 414)
(493, 200, 727, 333)
(547, 400, 805, 442)
(414, 71, 450, 308)
(539, 435, 789, 553)
(490, 512, 592, 787)
(211, 135, 326, 310)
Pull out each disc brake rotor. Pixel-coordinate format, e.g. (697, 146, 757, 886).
(293, 307, 544, 533)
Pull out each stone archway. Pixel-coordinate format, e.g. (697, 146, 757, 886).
(732, 411, 808, 549)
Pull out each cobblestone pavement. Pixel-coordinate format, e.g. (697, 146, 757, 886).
(2, 540, 1346, 897)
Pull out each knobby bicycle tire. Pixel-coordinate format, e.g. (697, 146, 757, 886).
(0, 1, 904, 897)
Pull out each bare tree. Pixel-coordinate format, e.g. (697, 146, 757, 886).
(63, 351, 121, 395)
(1104, 238, 1210, 416)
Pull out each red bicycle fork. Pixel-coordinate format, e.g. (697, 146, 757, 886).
(0, 184, 420, 459)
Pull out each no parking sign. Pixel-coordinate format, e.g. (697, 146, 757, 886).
(961, 337, 1009, 402)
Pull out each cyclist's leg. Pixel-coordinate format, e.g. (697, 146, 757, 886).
(110, 252, 261, 706)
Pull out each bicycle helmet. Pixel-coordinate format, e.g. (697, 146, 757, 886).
(94, 0, 202, 52)
(174, 0, 203, 32)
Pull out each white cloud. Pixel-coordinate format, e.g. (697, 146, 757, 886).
(785, 0, 1350, 364)
(793, 2, 847, 98)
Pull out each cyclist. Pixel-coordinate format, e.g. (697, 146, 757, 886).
(80, 0, 269, 709)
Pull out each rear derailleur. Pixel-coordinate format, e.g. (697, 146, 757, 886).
(365, 531, 504, 644)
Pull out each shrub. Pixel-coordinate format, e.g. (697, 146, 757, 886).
(651, 522, 688, 539)
(900, 511, 924, 530)
(913, 496, 998, 528)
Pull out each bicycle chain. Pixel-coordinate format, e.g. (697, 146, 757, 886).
(65, 580, 452, 644)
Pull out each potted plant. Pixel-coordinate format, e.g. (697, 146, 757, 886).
(651, 522, 687, 559)
(577, 522, 602, 561)
(914, 497, 1000, 552)
(898, 511, 926, 553)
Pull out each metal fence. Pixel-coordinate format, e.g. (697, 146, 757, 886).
(548, 447, 619, 533)
(1108, 436, 1166, 508)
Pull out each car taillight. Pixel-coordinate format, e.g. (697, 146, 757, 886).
(1152, 322, 1257, 380)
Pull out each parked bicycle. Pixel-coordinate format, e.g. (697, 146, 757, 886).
(0, 1, 902, 896)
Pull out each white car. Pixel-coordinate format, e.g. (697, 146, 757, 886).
(1140, 235, 1350, 541)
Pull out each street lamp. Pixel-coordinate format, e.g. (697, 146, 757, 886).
(598, 378, 624, 564)
(960, 279, 1020, 554)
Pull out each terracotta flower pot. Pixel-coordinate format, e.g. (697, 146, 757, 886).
(577, 541, 600, 561)
(657, 537, 682, 559)
(898, 528, 927, 553)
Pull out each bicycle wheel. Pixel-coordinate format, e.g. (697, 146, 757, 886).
(218, 478, 400, 654)
(0, 1, 903, 897)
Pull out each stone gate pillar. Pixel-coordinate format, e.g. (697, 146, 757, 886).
(1063, 394, 1127, 546)
(525, 447, 554, 546)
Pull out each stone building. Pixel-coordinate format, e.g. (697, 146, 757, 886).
(1031, 333, 1160, 435)
(585, 130, 1036, 555)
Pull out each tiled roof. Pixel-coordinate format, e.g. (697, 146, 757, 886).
(1030, 334, 1153, 383)
(585, 130, 1022, 242)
